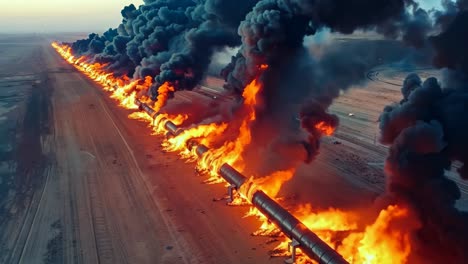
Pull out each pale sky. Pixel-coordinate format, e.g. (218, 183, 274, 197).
(0, 0, 143, 33)
(0, 0, 444, 33)
(419, 0, 443, 10)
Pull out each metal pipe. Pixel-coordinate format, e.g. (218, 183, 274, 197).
(218, 164, 247, 189)
(185, 141, 347, 263)
(135, 99, 182, 137)
(135, 99, 157, 117)
(186, 140, 209, 158)
(164, 121, 181, 136)
(195, 144, 209, 157)
(187, 142, 246, 189)
(134, 99, 348, 264)
(135, 98, 143, 108)
(251, 191, 348, 264)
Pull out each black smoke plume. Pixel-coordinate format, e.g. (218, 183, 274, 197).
(379, 11, 468, 263)
(67, 0, 439, 172)
(221, 0, 418, 93)
(433, 0, 468, 30)
(69, 0, 258, 97)
(220, 0, 433, 174)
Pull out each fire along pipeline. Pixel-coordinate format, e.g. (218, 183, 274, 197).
(52, 0, 468, 263)
(134, 99, 348, 264)
(53, 39, 442, 264)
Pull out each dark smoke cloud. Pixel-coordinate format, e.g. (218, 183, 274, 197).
(376, 0, 468, 50)
(433, 0, 468, 30)
(221, 0, 416, 93)
(129, 0, 196, 78)
(368, 1, 435, 49)
(431, 11, 468, 79)
(379, 75, 468, 263)
(300, 100, 339, 162)
(379, 11, 468, 262)
(400, 73, 422, 103)
(242, 37, 428, 175)
(71, 29, 118, 55)
(69, 0, 258, 97)
(152, 0, 258, 96)
(221, 0, 435, 174)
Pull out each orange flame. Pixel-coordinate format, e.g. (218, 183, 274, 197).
(196, 78, 261, 182)
(315, 121, 335, 136)
(51, 42, 145, 109)
(151, 113, 188, 135)
(154, 82, 175, 113)
(128, 111, 153, 123)
(240, 169, 296, 202)
(162, 122, 228, 157)
(338, 205, 418, 264)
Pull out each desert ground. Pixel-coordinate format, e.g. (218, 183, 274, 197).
(0, 33, 465, 264)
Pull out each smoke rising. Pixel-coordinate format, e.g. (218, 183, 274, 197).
(66, 0, 457, 180)
(69, 1, 433, 177)
(221, 0, 419, 92)
(221, 0, 437, 175)
(379, 10, 468, 263)
(68, 0, 258, 97)
(431, 11, 468, 84)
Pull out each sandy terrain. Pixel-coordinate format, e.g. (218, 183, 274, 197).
(0, 34, 54, 264)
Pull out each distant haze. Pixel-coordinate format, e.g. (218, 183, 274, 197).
(0, 0, 143, 33)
